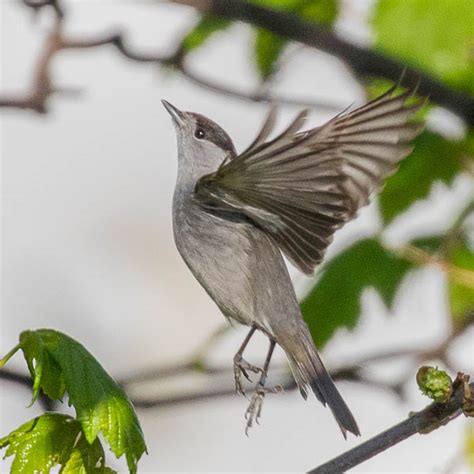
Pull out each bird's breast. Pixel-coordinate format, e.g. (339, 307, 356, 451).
(172, 193, 256, 323)
(171, 190, 302, 337)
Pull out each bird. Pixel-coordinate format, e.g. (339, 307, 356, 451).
(162, 83, 423, 437)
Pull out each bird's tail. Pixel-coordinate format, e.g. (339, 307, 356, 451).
(281, 328, 360, 438)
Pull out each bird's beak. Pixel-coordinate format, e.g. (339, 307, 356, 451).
(161, 100, 185, 127)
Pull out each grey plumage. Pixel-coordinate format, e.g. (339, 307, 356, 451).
(163, 85, 423, 438)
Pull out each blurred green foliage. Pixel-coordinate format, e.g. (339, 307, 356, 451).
(252, 0, 338, 78)
(448, 239, 474, 328)
(379, 131, 465, 224)
(181, 15, 232, 53)
(301, 238, 412, 347)
(180, 0, 338, 79)
(372, 0, 474, 94)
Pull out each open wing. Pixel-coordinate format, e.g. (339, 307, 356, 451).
(194, 85, 424, 274)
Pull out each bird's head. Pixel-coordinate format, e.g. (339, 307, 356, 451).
(162, 100, 236, 181)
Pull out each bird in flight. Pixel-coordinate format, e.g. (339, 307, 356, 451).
(164, 82, 423, 436)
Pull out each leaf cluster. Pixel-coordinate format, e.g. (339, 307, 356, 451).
(0, 330, 147, 473)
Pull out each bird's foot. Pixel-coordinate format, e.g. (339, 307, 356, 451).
(244, 383, 283, 435)
(233, 353, 264, 397)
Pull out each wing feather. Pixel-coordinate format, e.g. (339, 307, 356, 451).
(194, 85, 424, 274)
(240, 106, 278, 155)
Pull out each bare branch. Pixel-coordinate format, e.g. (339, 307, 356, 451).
(171, 0, 474, 126)
(0, 2, 343, 114)
(308, 378, 474, 473)
(0, 21, 63, 113)
(22, 0, 64, 18)
(177, 61, 343, 111)
(1, 317, 470, 412)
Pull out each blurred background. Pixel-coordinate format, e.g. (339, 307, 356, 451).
(1, 0, 473, 472)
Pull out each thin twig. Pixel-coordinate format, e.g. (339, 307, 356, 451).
(1, 319, 470, 410)
(129, 368, 406, 409)
(179, 66, 343, 111)
(119, 321, 472, 387)
(397, 244, 474, 288)
(308, 380, 474, 473)
(121, 331, 472, 409)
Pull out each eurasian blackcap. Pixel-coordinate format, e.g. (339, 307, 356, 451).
(163, 85, 422, 437)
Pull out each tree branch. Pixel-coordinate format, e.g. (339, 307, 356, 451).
(172, 0, 474, 126)
(0, 1, 342, 113)
(308, 378, 474, 473)
(1, 319, 471, 418)
(119, 327, 474, 409)
(175, 62, 343, 111)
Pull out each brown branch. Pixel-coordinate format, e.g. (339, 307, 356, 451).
(0, 2, 343, 114)
(22, 0, 64, 18)
(176, 64, 343, 111)
(0, 21, 62, 113)
(172, 0, 474, 126)
(4, 0, 474, 121)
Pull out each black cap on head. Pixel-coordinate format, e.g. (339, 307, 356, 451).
(190, 112, 237, 156)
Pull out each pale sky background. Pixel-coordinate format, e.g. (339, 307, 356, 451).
(1, 1, 473, 472)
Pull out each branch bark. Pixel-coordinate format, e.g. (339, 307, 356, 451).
(172, 0, 474, 126)
(308, 379, 474, 473)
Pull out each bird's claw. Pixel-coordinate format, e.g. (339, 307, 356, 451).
(244, 384, 284, 435)
(233, 354, 264, 397)
(245, 388, 265, 435)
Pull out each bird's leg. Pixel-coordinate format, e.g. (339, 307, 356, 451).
(245, 339, 282, 434)
(233, 325, 263, 396)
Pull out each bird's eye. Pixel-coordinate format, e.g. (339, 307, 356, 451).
(194, 128, 205, 140)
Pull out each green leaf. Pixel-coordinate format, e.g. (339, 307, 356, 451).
(448, 241, 474, 328)
(464, 132, 474, 157)
(0, 413, 112, 474)
(301, 238, 412, 347)
(18, 329, 146, 473)
(254, 28, 287, 79)
(19, 330, 65, 404)
(251, 0, 339, 79)
(409, 237, 444, 254)
(372, 0, 474, 94)
(416, 366, 453, 402)
(180, 15, 232, 53)
(299, 0, 338, 25)
(379, 131, 463, 225)
(61, 429, 116, 474)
